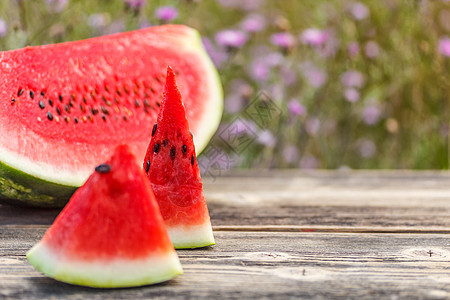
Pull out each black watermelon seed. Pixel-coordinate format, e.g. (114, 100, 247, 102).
(40, 91, 45, 97)
(156, 102, 161, 107)
(163, 139, 168, 146)
(83, 97, 87, 104)
(64, 116, 70, 123)
(64, 105, 70, 113)
(101, 106, 109, 115)
(191, 154, 195, 166)
(80, 104, 85, 112)
(30, 91, 34, 99)
(152, 123, 157, 137)
(153, 143, 160, 153)
(39, 101, 45, 109)
(74, 117, 79, 124)
(18, 88, 24, 97)
(11, 98, 15, 104)
(95, 164, 111, 173)
(170, 147, 176, 160)
(135, 99, 140, 108)
(59, 95, 63, 102)
(91, 108, 99, 115)
(48, 99, 53, 107)
(182, 145, 187, 154)
(145, 160, 150, 172)
(102, 115, 107, 122)
(56, 107, 61, 115)
(47, 112, 53, 121)
(144, 99, 150, 107)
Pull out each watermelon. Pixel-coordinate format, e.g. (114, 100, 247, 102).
(27, 144, 183, 288)
(143, 67, 214, 249)
(0, 25, 222, 207)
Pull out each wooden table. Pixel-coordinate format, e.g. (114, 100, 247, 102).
(1, 170, 449, 299)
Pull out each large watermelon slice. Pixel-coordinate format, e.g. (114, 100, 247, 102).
(0, 25, 222, 207)
(27, 144, 183, 288)
(143, 67, 214, 249)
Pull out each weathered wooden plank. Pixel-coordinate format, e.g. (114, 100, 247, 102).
(2, 171, 449, 229)
(1, 228, 449, 299)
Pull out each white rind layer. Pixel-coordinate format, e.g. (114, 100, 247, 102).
(168, 218, 215, 249)
(181, 28, 223, 155)
(0, 26, 222, 188)
(26, 242, 183, 288)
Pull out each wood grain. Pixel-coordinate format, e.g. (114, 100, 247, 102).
(1, 171, 449, 299)
(2, 170, 449, 229)
(1, 228, 450, 299)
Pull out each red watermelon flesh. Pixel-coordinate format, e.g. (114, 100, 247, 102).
(0, 25, 222, 197)
(26, 144, 182, 288)
(143, 67, 214, 249)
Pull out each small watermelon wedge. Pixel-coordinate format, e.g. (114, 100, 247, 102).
(27, 145, 183, 288)
(0, 24, 222, 207)
(143, 67, 214, 249)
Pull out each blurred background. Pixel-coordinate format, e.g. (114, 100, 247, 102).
(0, 0, 448, 171)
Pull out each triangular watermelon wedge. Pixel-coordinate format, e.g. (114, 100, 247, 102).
(27, 145, 183, 288)
(143, 67, 215, 249)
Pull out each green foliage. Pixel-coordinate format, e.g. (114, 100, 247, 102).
(0, 0, 448, 169)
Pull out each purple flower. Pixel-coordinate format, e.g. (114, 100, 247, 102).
(217, 0, 265, 11)
(348, 42, 360, 57)
(438, 37, 450, 57)
(300, 155, 319, 169)
(155, 6, 178, 22)
(362, 105, 382, 125)
(358, 138, 376, 158)
(257, 130, 277, 147)
(270, 32, 296, 49)
(0, 19, 7, 38)
(344, 88, 360, 102)
(364, 41, 380, 58)
(305, 117, 321, 136)
(202, 37, 228, 68)
(125, 0, 146, 10)
(288, 99, 306, 116)
(300, 28, 328, 46)
(215, 30, 247, 48)
(45, 0, 68, 13)
(341, 70, 365, 88)
(224, 79, 252, 113)
(249, 52, 283, 82)
(88, 14, 108, 29)
(240, 14, 266, 33)
(301, 62, 327, 88)
(106, 20, 126, 35)
(250, 59, 270, 82)
(280, 65, 298, 86)
(350, 2, 370, 20)
(283, 145, 299, 164)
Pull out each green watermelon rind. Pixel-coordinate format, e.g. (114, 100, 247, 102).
(27, 242, 183, 288)
(0, 27, 222, 208)
(0, 160, 76, 207)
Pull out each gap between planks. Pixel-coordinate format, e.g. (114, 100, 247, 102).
(213, 225, 450, 234)
(3, 224, 450, 234)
